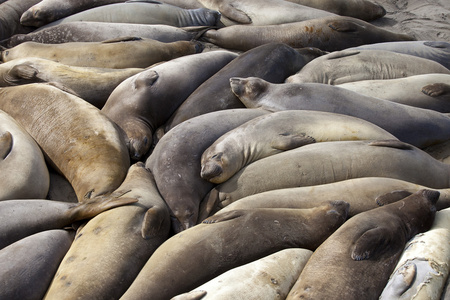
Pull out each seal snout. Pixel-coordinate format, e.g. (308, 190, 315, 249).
(200, 159, 224, 183)
(420, 189, 440, 205)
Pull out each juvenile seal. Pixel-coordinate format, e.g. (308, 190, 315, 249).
(231, 77, 450, 148)
(0, 109, 50, 200)
(380, 207, 450, 300)
(337, 74, 450, 112)
(201, 110, 396, 184)
(203, 140, 450, 206)
(286, 49, 450, 85)
(101, 50, 238, 160)
(44, 163, 171, 300)
(172, 248, 313, 300)
(163, 43, 324, 132)
(286, 190, 439, 300)
(1, 38, 203, 69)
(0, 83, 130, 202)
(120, 201, 349, 300)
(202, 15, 414, 52)
(39, 2, 221, 29)
(0, 229, 75, 300)
(0, 57, 143, 108)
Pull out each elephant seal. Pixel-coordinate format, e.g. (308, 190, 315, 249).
(202, 140, 450, 206)
(0, 109, 50, 200)
(1, 38, 203, 69)
(44, 163, 171, 300)
(424, 139, 450, 165)
(337, 74, 450, 113)
(0, 229, 75, 300)
(192, 0, 334, 26)
(120, 201, 350, 300)
(101, 50, 238, 160)
(172, 248, 313, 300)
(0, 57, 143, 108)
(201, 177, 450, 222)
(348, 41, 450, 69)
(284, 0, 386, 21)
(5, 22, 204, 47)
(286, 49, 450, 85)
(0, 83, 130, 202)
(0, 0, 42, 40)
(231, 77, 450, 148)
(147, 108, 269, 233)
(286, 189, 439, 300)
(163, 43, 324, 132)
(39, 2, 221, 29)
(201, 110, 396, 184)
(0, 196, 137, 249)
(202, 15, 415, 52)
(20, 0, 127, 27)
(380, 207, 450, 300)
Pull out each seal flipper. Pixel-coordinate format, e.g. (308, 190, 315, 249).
(4, 64, 41, 85)
(351, 227, 392, 261)
(202, 210, 245, 224)
(219, 3, 252, 24)
(0, 131, 13, 160)
(101, 36, 143, 44)
(326, 50, 360, 60)
(141, 206, 167, 239)
(421, 83, 450, 97)
(423, 41, 450, 49)
(328, 20, 360, 32)
(271, 133, 316, 151)
(171, 290, 207, 300)
(368, 140, 414, 150)
(382, 262, 417, 298)
(376, 190, 413, 206)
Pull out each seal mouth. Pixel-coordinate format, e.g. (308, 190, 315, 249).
(229, 77, 244, 97)
(200, 162, 224, 183)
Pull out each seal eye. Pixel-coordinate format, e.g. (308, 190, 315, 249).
(211, 152, 223, 161)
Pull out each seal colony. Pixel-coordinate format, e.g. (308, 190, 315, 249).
(0, 0, 449, 299)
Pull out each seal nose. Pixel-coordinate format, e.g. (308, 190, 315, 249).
(421, 189, 440, 205)
(200, 162, 223, 181)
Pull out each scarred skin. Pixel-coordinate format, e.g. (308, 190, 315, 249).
(120, 201, 350, 300)
(286, 190, 439, 300)
(200, 110, 396, 184)
(1, 38, 203, 69)
(101, 51, 238, 161)
(231, 77, 450, 149)
(202, 15, 415, 52)
(202, 140, 450, 206)
(0, 0, 42, 40)
(0, 83, 130, 202)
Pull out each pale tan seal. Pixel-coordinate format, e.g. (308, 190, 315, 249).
(0, 83, 130, 202)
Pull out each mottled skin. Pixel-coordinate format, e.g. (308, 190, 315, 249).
(202, 15, 414, 52)
(200, 177, 450, 222)
(38, 2, 221, 29)
(0, 83, 130, 202)
(286, 49, 450, 85)
(172, 249, 313, 300)
(200, 110, 396, 184)
(286, 190, 439, 300)
(0, 110, 49, 200)
(147, 109, 270, 233)
(163, 43, 324, 132)
(0, 57, 143, 108)
(203, 140, 450, 206)
(284, 0, 386, 21)
(194, 0, 334, 26)
(231, 77, 450, 148)
(349, 41, 450, 69)
(120, 201, 350, 300)
(102, 51, 238, 160)
(5, 22, 202, 47)
(337, 74, 450, 113)
(0, 0, 41, 40)
(1, 38, 203, 69)
(44, 163, 171, 300)
(20, 0, 127, 27)
(380, 208, 450, 300)
(0, 230, 75, 300)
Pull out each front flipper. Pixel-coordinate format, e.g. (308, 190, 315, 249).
(219, 3, 252, 24)
(4, 64, 41, 85)
(351, 227, 392, 261)
(271, 133, 316, 151)
(71, 196, 138, 222)
(421, 83, 450, 97)
(328, 20, 360, 32)
(141, 206, 168, 239)
(376, 190, 413, 206)
(171, 290, 207, 300)
(202, 210, 244, 224)
(326, 50, 360, 60)
(368, 140, 414, 150)
(0, 131, 12, 160)
(380, 262, 417, 298)
(101, 36, 142, 43)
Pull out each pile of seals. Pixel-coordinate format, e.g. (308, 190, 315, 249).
(0, 0, 449, 299)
